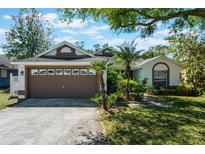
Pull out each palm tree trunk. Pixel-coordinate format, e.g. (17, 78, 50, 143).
(126, 65, 131, 100)
(99, 73, 108, 111)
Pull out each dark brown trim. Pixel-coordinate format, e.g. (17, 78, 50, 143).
(152, 62, 170, 86)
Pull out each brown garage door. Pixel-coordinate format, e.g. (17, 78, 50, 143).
(27, 67, 99, 98)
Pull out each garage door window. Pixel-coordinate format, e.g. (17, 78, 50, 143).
(39, 69, 47, 75)
(47, 69, 55, 75)
(56, 69, 63, 75)
(64, 69, 71, 75)
(31, 69, 38, 75)
(72, 69, 79, 75)
(89, 69, 96, 75)
(80, 69, 88, 75)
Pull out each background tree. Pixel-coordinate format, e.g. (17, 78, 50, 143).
(1, 9, 53, 59)
(142, 45, 168, 59)
(59, 8, 205, 37)
(90, 60, 108, 111)
(115, 40, 141, 100)
(102, 43, 109, 49)
(166, 32, 205, 92)
(93, 43, 101, 52)
(75, 41, 85, 49)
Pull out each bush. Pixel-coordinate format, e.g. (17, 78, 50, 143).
(148, 84, 201, 96)
(118, 79, 145, 93)
(91, 94, 101, 106)
(117, 79, 145, 101)
(107, 68, 123, 94)
(107, 92, 123, 108)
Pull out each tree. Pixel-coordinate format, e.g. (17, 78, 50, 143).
(90, 60, 108, 111)
(93, 43, 101, 52)
(102, 43, 109, 49)
(166, 32, 205, 93)
(75, 41, 85, 49)
(115, 40, 141, 100)
(142, 45, 168, 59)
(1, 9, 53, 59)
(59, 8, 205, 37)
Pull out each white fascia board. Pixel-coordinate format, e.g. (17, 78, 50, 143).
(10, 61, 91, 66)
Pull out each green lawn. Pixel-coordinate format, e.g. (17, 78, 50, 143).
(0, 89, 17, 109)
(101, 95, 205, 144)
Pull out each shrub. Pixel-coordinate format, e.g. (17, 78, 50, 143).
(107, 68, 123, 94)
(107, 92, 123, 108)
(118, 79, 145, 93)
(91, 94, 101, 106)
(117, 79, 145, 101)
(148, 84, 201, 96)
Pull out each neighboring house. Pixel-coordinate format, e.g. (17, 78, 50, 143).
(0, 55, 18, 88)
(11, 41, 182, 99)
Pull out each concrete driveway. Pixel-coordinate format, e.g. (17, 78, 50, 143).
(0, 99, 106, 145)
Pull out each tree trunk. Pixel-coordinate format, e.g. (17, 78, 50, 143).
(99, 73, 108, 111)
(126, 64, 131, 100)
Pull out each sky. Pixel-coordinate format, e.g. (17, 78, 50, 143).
(0, 8, 169, 54)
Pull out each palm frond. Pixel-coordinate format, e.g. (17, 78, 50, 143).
(90, 60, 108, 73)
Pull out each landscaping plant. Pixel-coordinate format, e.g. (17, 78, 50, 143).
(114, 40, 141, 100)
(90, 60, 108, 111)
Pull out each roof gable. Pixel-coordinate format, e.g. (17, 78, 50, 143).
(35, 41, 93, 58)
(135, 55, 182, 68)
(94, 47, 114, 57)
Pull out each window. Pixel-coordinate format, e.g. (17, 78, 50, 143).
(61, 47, 72, 53)
(72, 69, 79, 75)
(153, 70, 168, 86)
(47, 69, 55, 75)
(64, 69, 71, 75)
(56, 69, 63, 75)
(89, 69, 96, 75)
(39, 69, 47, 75)
(31, 69, 38, 75)
(153, 63, 169, 86)
(0, 69, 7, 78)
(80, 69, 88, 75)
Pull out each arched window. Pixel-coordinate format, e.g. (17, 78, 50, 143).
(152, 63, 169, 86)
(61, 47, 72, 53)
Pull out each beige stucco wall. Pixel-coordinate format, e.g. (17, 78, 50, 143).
(133, 57, 182, 86)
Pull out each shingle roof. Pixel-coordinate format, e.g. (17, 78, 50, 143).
(15, 56, 113, 63)
(0, 55, 17, 69)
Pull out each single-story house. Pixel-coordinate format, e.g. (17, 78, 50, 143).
(11, 41, 182, 99)
(0, 55, 18, 88)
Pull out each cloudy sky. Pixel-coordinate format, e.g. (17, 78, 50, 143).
(0, 8, 169, 54)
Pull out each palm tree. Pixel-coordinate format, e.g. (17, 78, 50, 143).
(90, 60, 108, 111)
(115, 39, 141, 100)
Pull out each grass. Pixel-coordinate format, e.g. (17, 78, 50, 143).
(0, 88, 17, 109)
(101, 95, 205, 144)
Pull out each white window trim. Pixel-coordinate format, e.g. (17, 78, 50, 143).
(56, 69, 63, 75)
(31, 69, 38, 76)
(72, 69, 79, 75)
(89, 69, 96, 75)
(39, 69, 47, 75)
(80, 69, 88, 75)
(64, 69, 71, 75)
(47, 69, 55, 75)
